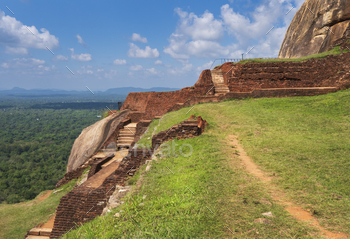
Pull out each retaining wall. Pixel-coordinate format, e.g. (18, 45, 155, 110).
(219, 53, 350, 92)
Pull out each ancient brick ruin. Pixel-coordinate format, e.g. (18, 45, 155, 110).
(33, 114, 207, 238)
(151, 116, 208, 150)
(121, 53, 350, 121)
(27, 52, 350, 238)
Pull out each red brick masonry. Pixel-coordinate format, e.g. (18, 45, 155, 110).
(121, 53, 350, 122)
(49, 117, 207, 238)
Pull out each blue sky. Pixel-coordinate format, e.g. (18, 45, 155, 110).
(0, 0, 305, 91)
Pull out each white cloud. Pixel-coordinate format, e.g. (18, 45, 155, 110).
(164, 1, 301, 59)
(0, 10, 59, 50)
(69, 48, 92, 61)
(175, 8, 223, 41)
(154, 60, 163, 65)
(5, 46, 28, 55)
(131, 33, 148, 43)
(164, 33, 235, 59)
(164, 8, 228, 59)
(220, 1, 298, 57)
(55, 54, 68, 61)
(129, 65, 143, 71)
(1, 58, 45, 68)
(76, 34, 86, 46)
(97, 68, 104, 72)
(38, 65, 50, 71)
(169, 62, 194, 75)
(127, 43, 159, 58)
(221, 3, 279, 42)
(113, 59, 127, 65)
(146, 68, 158, 74)
(196, 61, 213, 72)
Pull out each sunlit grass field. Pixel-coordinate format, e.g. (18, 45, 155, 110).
(65, 89, 350, 238)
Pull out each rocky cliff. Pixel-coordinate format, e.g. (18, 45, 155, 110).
(66, 109, 130, 172)
(279, 0, 350, 58)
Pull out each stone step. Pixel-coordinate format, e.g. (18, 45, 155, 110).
(216, 90, 230, 93)
(116, 123, 137, 149)
(118, 136, 134, 140)
(28, 227, 52, 237)
(211, 69, 224, 84)
(119, 130, 135, 134)
(120, 128, 136, 132)
(120, 127, 136, 130)
(125, 123, 137, 127)
(117, 143, 132, 148)
(26, 236, 50, 239)
(117, 139, 134, 143)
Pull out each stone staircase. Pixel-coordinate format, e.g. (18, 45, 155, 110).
(214, 84, 230, 94)
(117, 123, 137, 148)
(26, 228, 51, 239)
(211, 69, 230, 95)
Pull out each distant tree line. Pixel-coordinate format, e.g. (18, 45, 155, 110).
(0, 100, 104, 203)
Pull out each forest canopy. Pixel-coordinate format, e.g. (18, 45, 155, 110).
(0, 99, 120, 204)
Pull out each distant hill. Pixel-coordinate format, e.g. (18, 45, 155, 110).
(103, 87, 180, 95)
(0, 87, 180, 98)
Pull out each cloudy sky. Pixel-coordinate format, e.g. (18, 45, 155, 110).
(0, 0, 305, 91)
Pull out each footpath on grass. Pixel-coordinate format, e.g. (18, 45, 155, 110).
(228, 135, 347, 239)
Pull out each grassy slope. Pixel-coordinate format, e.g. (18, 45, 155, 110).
(235, 46, 348, 64)
(64, 91, 350, 238)
(0, 179, 77, 239)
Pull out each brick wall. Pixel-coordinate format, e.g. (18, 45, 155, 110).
(217, 53, 350, 92)
(194, 69, 213, 87)
(121, 92, 150, 112)
(122, 89, 209, 121)
(132, 120, 152, 146)
(151, 117, 207, 150)
(121, 53, 350, 123)
(50, 185, 113, 238)
(87, 155, 114, 179)
(102, 149, 152, 187)
(55, 166, 88, 189)
(50, 149, 152, 238)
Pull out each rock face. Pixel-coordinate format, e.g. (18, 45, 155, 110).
(279, 0, 350, 58)
(66, 110, 130, 172)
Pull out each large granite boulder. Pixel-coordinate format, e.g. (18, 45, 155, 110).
(279, 0, 350, 58)
(66, 109, 130, 172)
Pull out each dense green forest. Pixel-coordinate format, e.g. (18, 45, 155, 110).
(0, 99, 120, 204)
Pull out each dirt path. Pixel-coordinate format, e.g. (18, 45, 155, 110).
(228, 135, 347, 239)
(37, 190, 52, 201)
(38, 214, 55, 229)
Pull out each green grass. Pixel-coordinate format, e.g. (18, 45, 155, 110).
(236, 46, 348, 64)
(0, 179, 77, 239)
(62, 93, 350, 238)
(136, 119, 159, 147)
(63, 89, 350, 237)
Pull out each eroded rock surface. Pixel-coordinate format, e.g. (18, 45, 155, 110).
(66, 110, 130, 172)
(279, 0, 350, 58)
